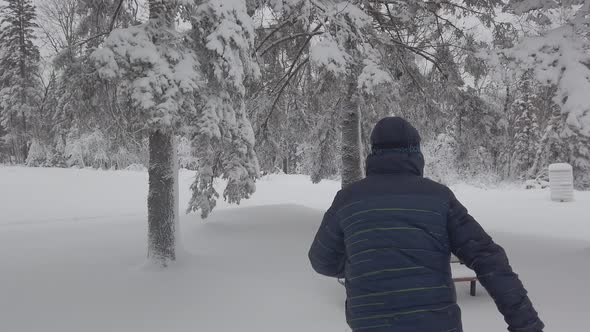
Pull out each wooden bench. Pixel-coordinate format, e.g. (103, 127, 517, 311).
(451, 256, 478, 296)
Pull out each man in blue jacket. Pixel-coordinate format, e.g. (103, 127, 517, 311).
(308, 117, 544, 332)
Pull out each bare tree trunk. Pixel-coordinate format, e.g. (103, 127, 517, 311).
(147, 130, 179, 265)
(341, 79, 364, 188)
(339, 34, 365, 188)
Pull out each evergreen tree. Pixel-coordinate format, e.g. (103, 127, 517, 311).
(94, 0, 261, 265)
(511, 71, 541, 177)
(184, 0, 261, 218)
(512, 103, 540, 176)
(0, 0, 41, 163)
(44, 0, 143, 170)
(93, 0, 189, 265)
(507, 2, 590, 133)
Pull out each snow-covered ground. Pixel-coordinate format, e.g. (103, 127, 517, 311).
(0, 166, 588, 332)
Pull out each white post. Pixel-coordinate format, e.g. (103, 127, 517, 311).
(548, 163, 574, 202)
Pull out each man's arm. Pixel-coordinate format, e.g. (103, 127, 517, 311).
(447, 191, 544, 332)
(308, 196, 345, 278)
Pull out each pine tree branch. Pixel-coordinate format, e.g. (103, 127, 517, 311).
(72, 32, 110, 48)
(272, 23, 323, 92)
(365, 2, 445, 76)
(255, 17, 297, 54)
(259, 31, 324, 57)
(68, 0, 125, 50)
(430, 1, 491, 18)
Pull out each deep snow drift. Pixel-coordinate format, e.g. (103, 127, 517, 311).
(0, 167, 588, 332)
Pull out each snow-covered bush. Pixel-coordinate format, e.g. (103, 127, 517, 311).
(45, 136, 68, 168)
(422, 134, 503, 187)
(45, 148, 67, 168)
(110, 145, 146, 170)
(177, 136, 198, 170)
(65, 138, 85, 168)
(64, 131, 109, 169)
(422, 134, 460, 186)
(25, 140, 47, 167)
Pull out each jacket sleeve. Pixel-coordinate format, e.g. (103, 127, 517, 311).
(308, 195, 345, 278)
(447, 191, 544, 332)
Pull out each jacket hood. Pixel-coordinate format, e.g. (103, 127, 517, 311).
(370, 117, 421, 149)
(366, 117, 424, 176)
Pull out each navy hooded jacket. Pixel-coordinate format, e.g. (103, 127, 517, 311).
(309, 117, 544, 332)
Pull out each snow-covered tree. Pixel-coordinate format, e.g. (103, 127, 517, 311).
(93, 0, 261, 264)
(4, 0, 588, 192)
(512, 103, 540, 175)
(184, 0, 261, 218)
(92, 0, 192, 265)
(34, 0, 144, 170)
(506, 1, 589, 129)
(251, 0, 505, 187)
(253, 1, 391, 187)
(505, 0, 590, 187)
(510, 71, 541, 177)
(0, 0, 41, 163)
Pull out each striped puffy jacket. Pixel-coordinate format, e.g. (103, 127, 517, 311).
(308, 117, 544, 332)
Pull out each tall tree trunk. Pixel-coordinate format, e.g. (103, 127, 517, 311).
(21, 111, 28, 161)
(146, 0, 179, 266)
(340, 34, 364, 188)
(341, 79, 363, 188)
(147, 130, 179, 265)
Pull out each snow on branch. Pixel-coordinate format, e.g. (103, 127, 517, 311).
(505, 0, 560, 15)
(509, 25, 590, 136)
(357, 46, 395, 93)
(195, 0, 261, 95)
(93, 23, 201, 131)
